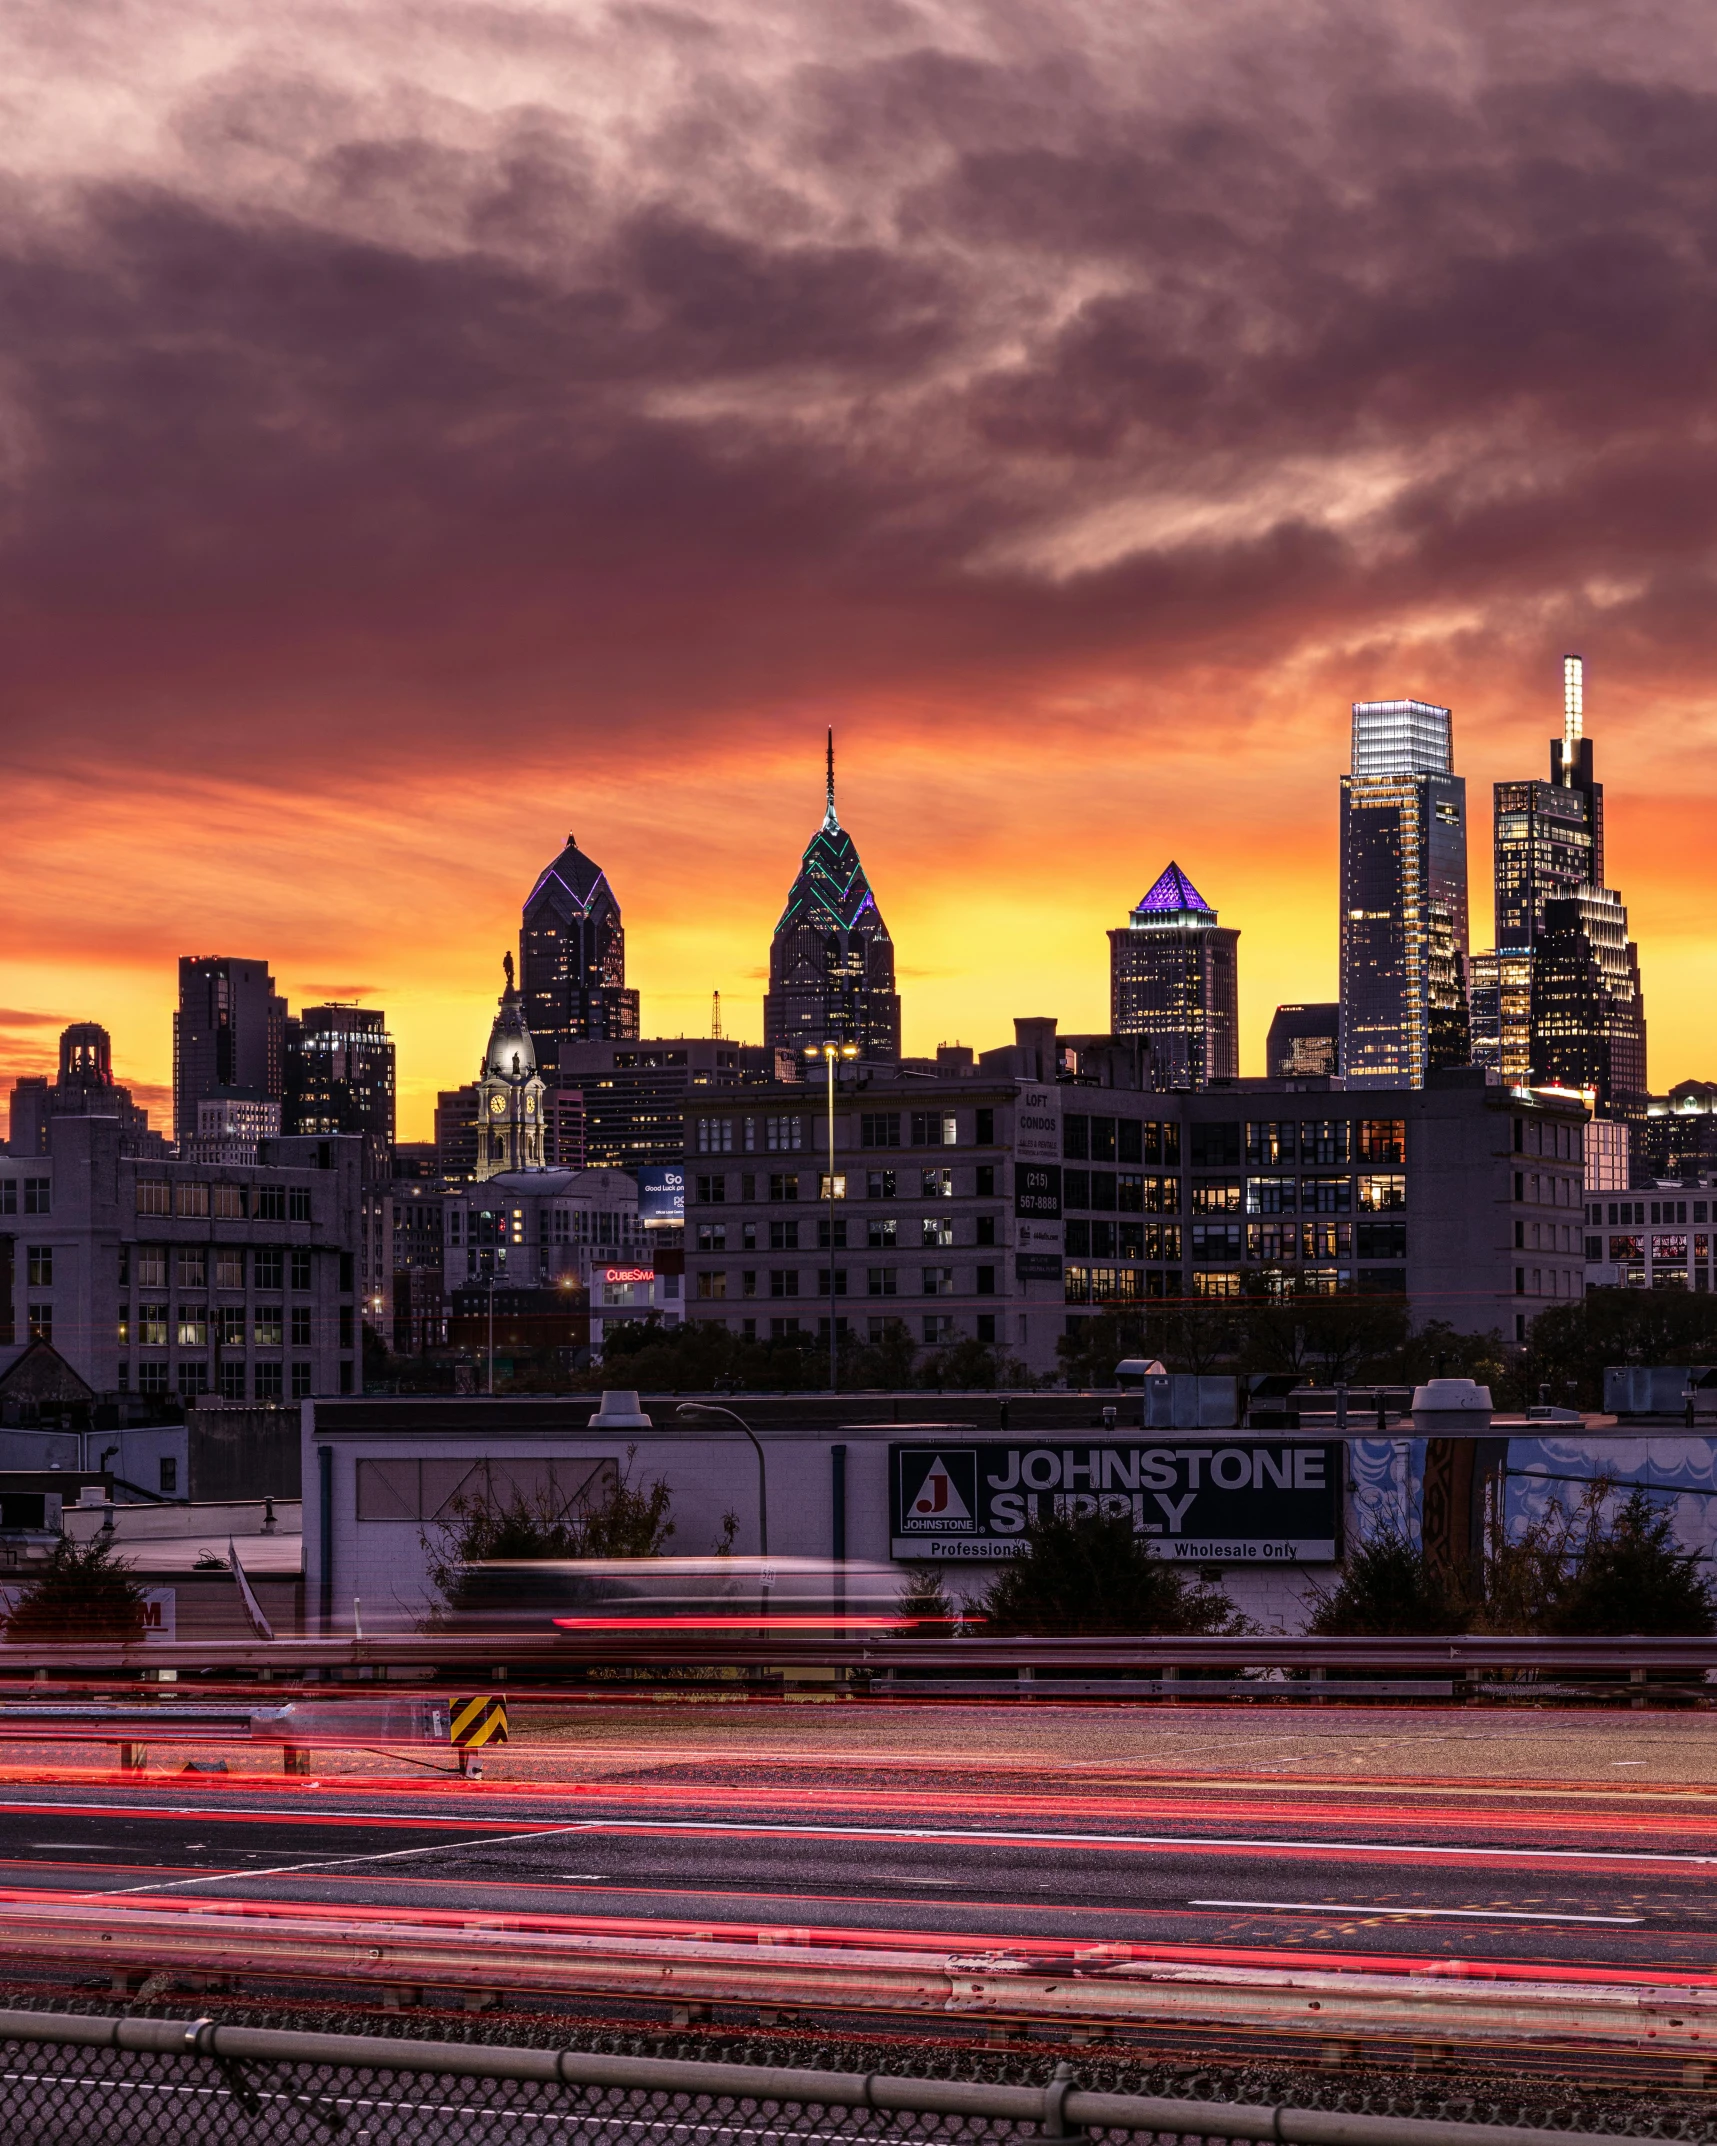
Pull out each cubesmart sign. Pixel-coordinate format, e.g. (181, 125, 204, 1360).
(889, 1442, 1342, 1563)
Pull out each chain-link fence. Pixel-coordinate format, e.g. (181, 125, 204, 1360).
(0, 2009, 1619, 2146)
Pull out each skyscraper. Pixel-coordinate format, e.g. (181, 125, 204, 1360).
(1494, 657, 1603, 950)
(520, 833, 639, 1070)
(1265, 1004, 1339, 1080)
(284, 1005, 397, 1157)
(763, 733, 900, 1061)
(173, 957, 286, 1147)
(1109, 863, 1239, 1087)
(1477, 656, 1645, 1113)
(1467, 949, 1532, 1087)
(1532, 887, 1647, 1114)
(1339, 700, 1469, 1088)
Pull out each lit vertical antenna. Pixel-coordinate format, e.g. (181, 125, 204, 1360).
(1563, 653, 1584, 752)
(711, 989, 723, 1040)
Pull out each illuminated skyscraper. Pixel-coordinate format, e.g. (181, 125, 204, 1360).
(1467, 949, 1532, 1087)
(1266, 1003, 1339, 1080)
(1532, 887, 1646, 1114)
(1339, 699, 1469, 1088)
(1493, 655, 1603, 951)
(1478, 656, 1644, 1113)
(764, 734, 900, 1060)
(1109, 864, 1239, 1087)
(520, 833, 639, 1070)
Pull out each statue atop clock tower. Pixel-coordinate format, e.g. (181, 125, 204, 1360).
(475, 950, 545, 1179)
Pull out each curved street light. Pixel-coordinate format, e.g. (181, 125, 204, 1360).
(676, 1401, 770, 1627)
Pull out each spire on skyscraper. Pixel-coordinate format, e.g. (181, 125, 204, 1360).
(763, 734, 900, 1059)
(1563, 653, 1585, 763)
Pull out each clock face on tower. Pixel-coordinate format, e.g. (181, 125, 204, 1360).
(488, 1091, 507, 1115)
(524, 1096, 537, 1116)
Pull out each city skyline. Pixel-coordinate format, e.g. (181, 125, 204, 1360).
(0, 658, 1673, 1143)
(7, 5, 1717, 1136)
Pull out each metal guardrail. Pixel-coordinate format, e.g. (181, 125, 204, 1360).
(5, 1898, 1714, 2052)
(0, 2008, 1670, 2145)
(0, 1633, 1713, 1674)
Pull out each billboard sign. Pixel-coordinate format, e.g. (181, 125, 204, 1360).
(889, 1441, 1342, 1563)
(636, 1165, 685, 1225)
(1014, 1084, 1061, 1162)
(1014, 1163, 1062, 1220)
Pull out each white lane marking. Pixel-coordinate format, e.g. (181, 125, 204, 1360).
(559, 1816, 1717, 1870)
(1191, 1897, 1645, 1925)
(0, 1798, 1709, 1874)
(91, 1824, 594, 1898)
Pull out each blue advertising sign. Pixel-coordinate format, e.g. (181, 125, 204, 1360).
(636, 1164, 685, 1225)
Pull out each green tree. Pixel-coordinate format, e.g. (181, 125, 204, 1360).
(1553, 1488, 1716, 1636)
(976, 1509, 1243, 1635)
(426, 1451, 677, 1622)
(4, 1533, 149, 1643)
(1304, 1531, 1471, 1635)
(895, 1565, 959, 1630)
(919, 1336, 999, 1390)
(1520, 1290, 1717, 1412)
(1236, 1293, 1410, 1384)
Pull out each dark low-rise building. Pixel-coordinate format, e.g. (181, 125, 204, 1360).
(680, 1021, 1587, 1377)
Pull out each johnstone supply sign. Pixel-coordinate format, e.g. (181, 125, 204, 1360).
(889, 1443, 1343, 1564)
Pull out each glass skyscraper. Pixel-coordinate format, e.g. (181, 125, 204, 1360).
(1339, 699, 1469, 1088)
(520, 832, 640, 1069)
(1475, 656, 1644, 1112)
(763, 734, 900, 1060)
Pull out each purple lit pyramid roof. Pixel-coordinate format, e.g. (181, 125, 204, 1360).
(1133, 861, 1213, 917)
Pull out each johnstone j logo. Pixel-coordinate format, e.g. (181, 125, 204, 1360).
(899, 1450, 977, 1533)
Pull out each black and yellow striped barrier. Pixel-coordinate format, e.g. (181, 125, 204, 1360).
(449, 1693, 508, 1775)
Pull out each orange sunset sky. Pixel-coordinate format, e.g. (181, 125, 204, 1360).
(4, 0, 1717, 1143)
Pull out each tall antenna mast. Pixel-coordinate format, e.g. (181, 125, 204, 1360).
(711, 989, 723, 1040)
(823, 726, 838, 831)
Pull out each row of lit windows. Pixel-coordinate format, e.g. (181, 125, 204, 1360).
(697, 1266, 1000, 1301)
(135, 1180, 311, 1221)
(725, 1314, 980, 1347)
(117, 1305, 314, 1348)
(698, 1215, 992, 1251)
(694, 1114, 805, 1154)
(118, 1246, 314, 1290)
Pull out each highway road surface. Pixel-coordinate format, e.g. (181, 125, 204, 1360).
(0, 1701, 1712, 2000)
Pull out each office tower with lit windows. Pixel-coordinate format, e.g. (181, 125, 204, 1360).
(284, 1005, 396, 1155)
(1532, 887, 1647, 1114)
(1339, 699, 1469, 1088)
(173, 957, 286, 1147)
(520, 833, 639, 1070)
(764, 733, 900, 1061)
(1482, 656, 1604, 1040)
(1109, 864, 1239, 1088)
(1265, 1004, 1339, 1081)
(1468, 949, 1533, 1086)
(1477, 656, 1645, 1112)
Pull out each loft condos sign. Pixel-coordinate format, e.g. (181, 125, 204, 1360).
(889, 1442, 1343, 1564)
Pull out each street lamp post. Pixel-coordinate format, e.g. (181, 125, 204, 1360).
(676, 1401, 769, 1624)
(805, 1042, 859, 1390)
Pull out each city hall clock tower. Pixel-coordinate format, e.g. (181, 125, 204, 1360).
(474, 952, 545, 1179)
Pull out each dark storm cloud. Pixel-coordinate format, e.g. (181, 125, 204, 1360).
(5, 5, 1717, 778)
